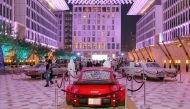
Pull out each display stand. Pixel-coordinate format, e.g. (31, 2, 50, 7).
(178, 64, 183, 83)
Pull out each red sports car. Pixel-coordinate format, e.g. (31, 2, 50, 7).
(66, 67, 126, 107)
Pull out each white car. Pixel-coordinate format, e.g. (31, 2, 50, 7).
(24, 63, 67, 78)
(120, 62, 177, 80)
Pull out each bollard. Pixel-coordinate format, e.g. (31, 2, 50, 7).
(131, 75, 133, 96)
(186, 60, 189, 72)
(178, 70, 183, 83)
(140, 69, 150, 109)
(54, 82, 58, 109)
(41, 73, 43, 86)
(125, 75, 128, 109)
(177, 62, 183, 83)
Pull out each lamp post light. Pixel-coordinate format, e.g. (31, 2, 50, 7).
(178, 60, 181, 71)
(169, 60, 172, 68)
(76, 52, 81, 58)
(163, 60, 166, 68)
(175, 60, 178, 70)
(121, 53, 124, 56)
(186, 60, 189, 72)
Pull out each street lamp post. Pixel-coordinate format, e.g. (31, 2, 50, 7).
(186, 60, 189, 72)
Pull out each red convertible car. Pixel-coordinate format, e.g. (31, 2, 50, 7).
(66, 67, 126, 107)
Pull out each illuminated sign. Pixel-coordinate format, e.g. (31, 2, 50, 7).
(92, 55, 108, 61)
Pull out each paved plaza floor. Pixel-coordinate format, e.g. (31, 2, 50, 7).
(0, 71, 190, 109)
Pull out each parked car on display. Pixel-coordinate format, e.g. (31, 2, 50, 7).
(66, 67, 126, 107)
(120, 62, 177, 80)
(24, 63, 67, 78)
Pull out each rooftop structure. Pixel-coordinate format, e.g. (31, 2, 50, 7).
(68, 0, 134, 5)
(127, 0, 156, 15)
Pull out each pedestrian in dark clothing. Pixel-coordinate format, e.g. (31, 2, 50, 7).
(44, 56, 54, 87)
(95, 61, 101, 67)
(79, 62, 83, 71)
(86, 60, 92, 67)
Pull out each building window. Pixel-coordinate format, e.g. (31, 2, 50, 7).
(26, 19, 30, 28)
(97, 25, 100, 30)
(116, 43, 119, 49)
(112, 37, 114, 42)
(0, 4, 2, 16)
(112, 7, 115, 12)
(116, 7, 119, 12)
(102, 7, 106, 12)
(112, 43, 115, 49)
(102, 25, 105, 30)
(92, 37, 95, 42)
(87, 37, 90, 42)
(107, 31, 110, 36)
(107, 43, 110, 49)
(112, 26, 114, 30)
(3, 6, 5, 17)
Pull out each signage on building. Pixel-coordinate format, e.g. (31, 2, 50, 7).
(0, 47, 5, 73)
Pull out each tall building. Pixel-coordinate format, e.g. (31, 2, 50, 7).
(54, 10, 73, 50)
(127, 0, 190, 69)
(64, 10, 72, 50)
(161, 0, 190, 43)
(0, 0, 14, 35)
(136, 3, 162, 49)
(14, 0, 59, 49)
(72, 5, 121, 58)
(54, 11, 65, 49)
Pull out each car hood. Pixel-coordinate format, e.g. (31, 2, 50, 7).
(73, 85, 117, 96)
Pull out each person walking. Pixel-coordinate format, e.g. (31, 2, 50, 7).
(44, 56, 54, 87)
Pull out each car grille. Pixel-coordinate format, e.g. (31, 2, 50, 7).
(78, 98, 111, 105)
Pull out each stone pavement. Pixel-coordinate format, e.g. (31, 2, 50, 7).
(1, 71, 190, 109)
(0, 74, 64, 109)
(122, 71, 190, 109)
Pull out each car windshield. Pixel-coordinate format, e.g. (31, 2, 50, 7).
(82, 70, 110, 80)
(146, 63, 160, 68)
(135, 63, 142, 67)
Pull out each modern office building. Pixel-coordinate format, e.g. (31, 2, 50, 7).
(72, 5, 121, 58)
(14, 0, 59, 49)
(127, 0, 190, 69)
(63, 10, 72, 50)
(136, 4, 162, 49)
(54, 10, 72, 50)
(0, 0, 14, 36)
(161, 0, 190, 43)
(54, 11, 65, 49)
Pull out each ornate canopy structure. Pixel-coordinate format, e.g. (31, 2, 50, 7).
(67, 0, 135, 5)
(127, 0, 156, 15)
(44, 0, 69, 10)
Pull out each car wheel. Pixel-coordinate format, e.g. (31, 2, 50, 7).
(159, 77, 164, 80)
(141, 74, 148, 80)
(31, 75, 37, 79)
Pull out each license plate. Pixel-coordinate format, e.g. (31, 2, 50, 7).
(88, 98, 101, 105)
